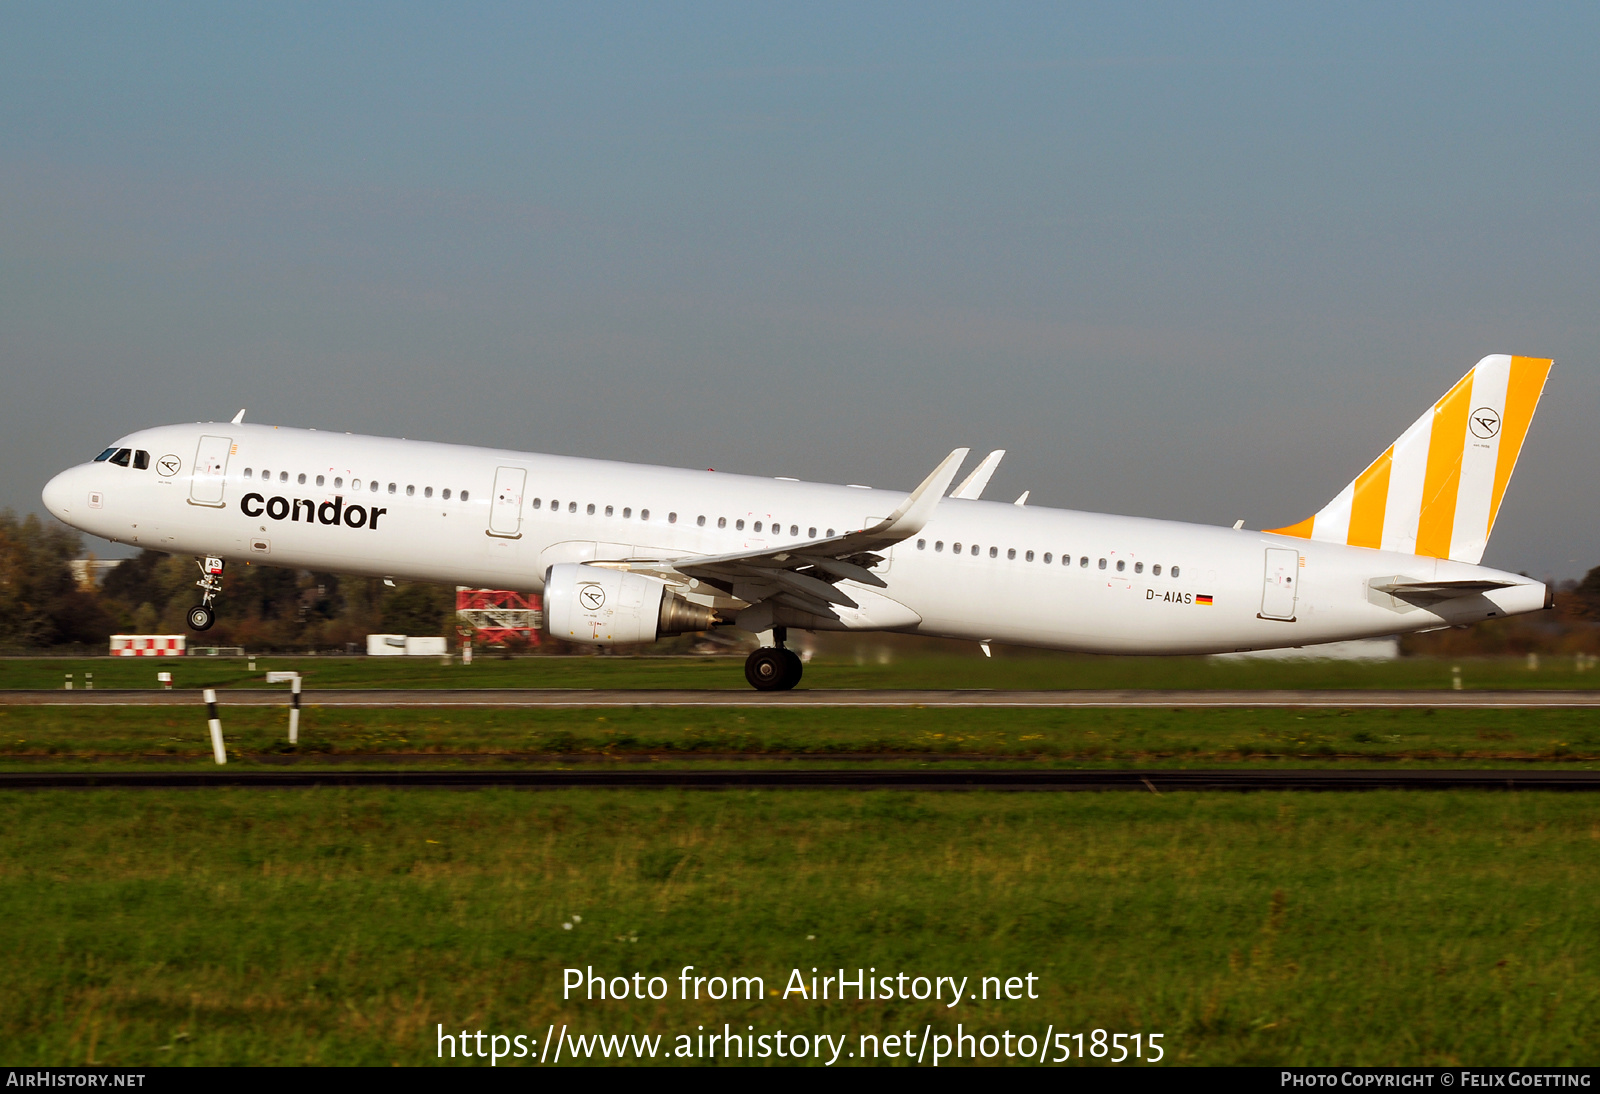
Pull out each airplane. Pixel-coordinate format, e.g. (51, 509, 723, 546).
(41, 354, 1553, 690)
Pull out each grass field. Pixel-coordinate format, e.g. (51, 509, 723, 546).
(2, 788, 1596, 1066)
(1, 705, 1598, 770)
(4, 652, 1599, 691)
(6, 655, 1596, 1067)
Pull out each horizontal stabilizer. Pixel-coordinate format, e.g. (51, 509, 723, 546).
(1369, 579, 1515, 596)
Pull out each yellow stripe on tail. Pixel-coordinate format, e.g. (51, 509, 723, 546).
(1266, 355, 1552, 564)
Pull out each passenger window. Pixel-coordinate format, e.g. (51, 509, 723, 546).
(1025, 550, 1033, 562)
(1007, 549, 1016, 560)
(567, 501, 576, 513)
(94, 448, 117, 462)
(607, 506, 615, 517)
(754, 521, 763, 532)
(1152, 564, 1161, 576)
(587, 504, 596, 515)
(717, 517, 727, 529)
(1098, 558, 1107, 570)
(334, 477, 343, 489)
(388, 482, 396, 494)
(1116, 560, 1126, 572)
(971, 545, 979, 556)
(317, 475, 326, 487)
(371, 480, 379, 492)
(808, 527, 817, 538)
(531, 497, 540, 508)
(1134, 562, 1143, 574)
(442, 489, 452, 500)
(244, 468, 254, 479)
(1171, 566, 1180, 578)
(299, 474, 307, 485)
(790, 525, 798, 536)
(935, 541, 944, 552)
(669, 513, 678, 524)
(461, 491, 469, 501)
(134, 451, 150, 470)
(406, 485, 414, 496)
(263, 469, 272, 480)
(623, 507, 632, 518)
(1043, 552, 1052, 563)
(640, 508, 649, 520)
(917, 539, 926, 550)
(826, 529, 835, 537)
(953, 542, 962, 553)
(696, 515, 705, 527)
(425, 487, 433, 498)
(1081, 557, 1089, 568)
(350, 479, 358, 490)
(989, 546, 998, 558)
(736, 519, 744, 530)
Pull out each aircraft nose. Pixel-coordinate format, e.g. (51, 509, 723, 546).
(41, 467, 80, 521)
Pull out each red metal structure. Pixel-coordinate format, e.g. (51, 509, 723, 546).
(455, 588, 542, 647)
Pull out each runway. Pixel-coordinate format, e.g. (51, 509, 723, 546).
(3, 769, 1597, 790)
(5, 688, 1600, 708)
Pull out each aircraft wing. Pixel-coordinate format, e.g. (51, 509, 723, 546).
(588, 447, 969, 619)
(949, 449, 1004, 499)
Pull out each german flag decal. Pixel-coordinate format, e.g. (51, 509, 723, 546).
(1196, 594, 1214, 605)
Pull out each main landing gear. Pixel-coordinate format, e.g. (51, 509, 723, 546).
(744, 627, 803, 691)
(187, 556, 225, 632)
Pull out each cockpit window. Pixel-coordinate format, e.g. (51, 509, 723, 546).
(109, 449, 132, 467)
(94, 448, 117, 462)
(133, 450, 150, 470)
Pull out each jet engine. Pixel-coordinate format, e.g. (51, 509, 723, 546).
(544, 563, 718, 645)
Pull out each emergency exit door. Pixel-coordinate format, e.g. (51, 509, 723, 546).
(1260, 548, 1299, 621)
(488, 466, 527, 538)
(189, 435, 232, 507)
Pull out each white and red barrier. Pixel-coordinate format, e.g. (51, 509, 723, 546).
(109, 635, 186, 657)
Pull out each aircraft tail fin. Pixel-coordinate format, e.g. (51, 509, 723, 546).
(1266, 355, 1552, 564)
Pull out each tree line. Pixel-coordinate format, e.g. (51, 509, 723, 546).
(0, 510, 454, 651)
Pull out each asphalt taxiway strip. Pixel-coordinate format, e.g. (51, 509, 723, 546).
(3, 769, 1597, 790)
(4, 688, 1600, 708)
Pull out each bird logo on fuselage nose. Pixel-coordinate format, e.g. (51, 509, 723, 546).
(157, 455, 181, 476)
(579, 585, 606, 610)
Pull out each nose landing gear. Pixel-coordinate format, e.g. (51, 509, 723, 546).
(744, 626, 804, 691)
(187, 557, 225, 632)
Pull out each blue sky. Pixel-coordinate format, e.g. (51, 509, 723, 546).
(3, 3, 1596, 576)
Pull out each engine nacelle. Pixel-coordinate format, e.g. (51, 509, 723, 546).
(544, 563, 717, 645)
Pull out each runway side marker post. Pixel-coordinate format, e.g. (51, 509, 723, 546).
(203, 689, 226, 764)
(265, 672, 302, 744)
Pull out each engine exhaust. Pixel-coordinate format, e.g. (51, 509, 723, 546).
(659, 594, 719, 636)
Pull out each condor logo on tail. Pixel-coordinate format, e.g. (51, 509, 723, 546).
(241, 493, 387, 530)
(1267, 354, 1552, 565)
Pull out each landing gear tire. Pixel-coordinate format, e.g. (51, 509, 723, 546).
(187, 604, 216, 632)
(745, 647, 801, 691)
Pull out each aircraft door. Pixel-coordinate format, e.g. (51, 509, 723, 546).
(488, 466, 527, 538)
(1260, 548, 1299, 621)
(189, 435, 232, 507)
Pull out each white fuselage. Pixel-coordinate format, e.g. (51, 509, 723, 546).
(42, 422, 1547, 653)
